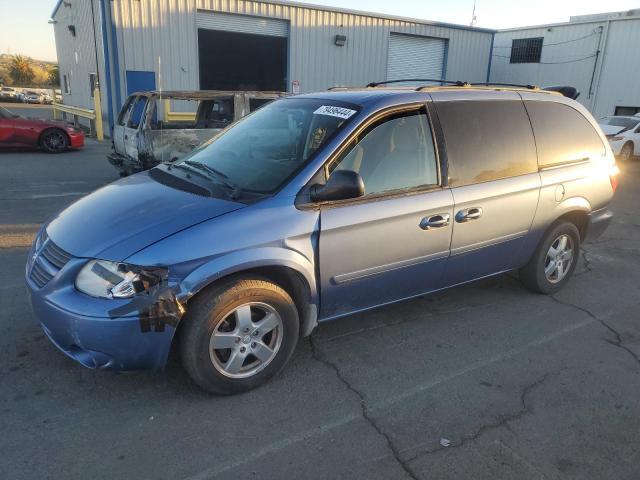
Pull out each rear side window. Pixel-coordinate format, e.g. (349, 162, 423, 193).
(436, 100, 538, 187)
(525, 101, 605, 167)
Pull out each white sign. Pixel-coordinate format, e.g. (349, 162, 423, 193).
(292, 80, 300, 94)
(313, 105, 357, 119)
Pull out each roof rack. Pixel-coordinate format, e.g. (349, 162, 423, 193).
(367, 78, 469, 88)
(469, 82, 538, 90)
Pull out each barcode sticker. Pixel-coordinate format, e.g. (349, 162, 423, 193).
(313, 105, 357, 119)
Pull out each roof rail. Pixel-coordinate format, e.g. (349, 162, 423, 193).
(470, 82, 538, 90)
(366, 78, 469, 88)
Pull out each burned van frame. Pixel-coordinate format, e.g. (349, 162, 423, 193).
(108, 90, 285, 176)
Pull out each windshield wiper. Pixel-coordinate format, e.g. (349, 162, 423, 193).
(183, 160, 240, 199)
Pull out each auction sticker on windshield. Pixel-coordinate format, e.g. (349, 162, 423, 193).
(313, 105, 357, 119)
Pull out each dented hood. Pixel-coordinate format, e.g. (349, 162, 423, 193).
(46, 171, 245, 260)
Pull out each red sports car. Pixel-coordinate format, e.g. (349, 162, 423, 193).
(0, 105, 84, 153)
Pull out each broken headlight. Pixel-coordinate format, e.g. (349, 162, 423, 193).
(76, 260, 166, 299)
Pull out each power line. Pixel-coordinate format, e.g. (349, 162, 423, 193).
(492, 53, 598, 64)
(492, 30, 599, 49)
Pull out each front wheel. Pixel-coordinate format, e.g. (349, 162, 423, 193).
(40, 129, 69, 153)
(180, 277, 299, 395)
(520, 221, 580, 294)
(619, 142, 634, 162)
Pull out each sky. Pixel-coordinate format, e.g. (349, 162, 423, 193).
(0, 0, 639, 62)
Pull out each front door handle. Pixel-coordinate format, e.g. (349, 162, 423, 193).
(456, 207, 483, 223)
(419, 213, 451, 230)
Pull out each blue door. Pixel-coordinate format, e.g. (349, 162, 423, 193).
(318, 107, 453, 319)
(125, 70, 156, 95)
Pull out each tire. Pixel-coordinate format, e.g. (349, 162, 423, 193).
(619, 142, 634, 162)
(180, 276, 300, 395)
(40, 128, 69, 153)
(520, 221, 580, 294)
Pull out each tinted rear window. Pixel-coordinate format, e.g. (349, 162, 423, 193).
(525, 101, 605, 167)
(436, 100, 538, 187)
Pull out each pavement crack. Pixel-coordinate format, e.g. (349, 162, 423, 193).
(551, 296, 640, 367)
(308, 336, 420, 480)
(405, 372, 554, 462)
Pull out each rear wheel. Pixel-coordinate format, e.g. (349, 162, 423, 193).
(40, 129, 69, 153)
(520, 221, 580, 294)
(180, 276, 299, 395)
(619, 142, 634, 162)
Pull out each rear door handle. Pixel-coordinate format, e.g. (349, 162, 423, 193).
(455, 207, 483, 223)
(419, 213, 451, 230)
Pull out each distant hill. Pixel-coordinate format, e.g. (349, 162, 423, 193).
(0, 54, 58, 88)
(0, 53, 57, 69)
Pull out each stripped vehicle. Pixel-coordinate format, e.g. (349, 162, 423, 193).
(108, 90, 284, 176)
(27, 81, 618, 395)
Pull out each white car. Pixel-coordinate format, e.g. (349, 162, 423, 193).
(0, 86, 16, 100)
(599, 116, 640, 161)
(23, 91, 44, 104)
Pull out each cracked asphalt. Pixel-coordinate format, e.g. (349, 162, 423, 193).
(1, 138, 639, 480)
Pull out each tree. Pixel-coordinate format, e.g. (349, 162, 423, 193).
(0, 67, 13, 86)
(48, 65, 60, 86)
(9, 55, 35, 86)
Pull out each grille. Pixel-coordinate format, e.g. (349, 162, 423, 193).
(29, 238, 73, 288)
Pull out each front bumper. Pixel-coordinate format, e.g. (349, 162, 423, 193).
(68, 131, 85, 148)
(584, 208, 613, 242)
(25, 244, 178, 371)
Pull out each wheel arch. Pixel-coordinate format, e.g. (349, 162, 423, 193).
(38, 126, 70, 147)
(176, 248, 319, 338)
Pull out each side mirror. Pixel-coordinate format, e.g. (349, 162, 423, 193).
(310, 170, 365, 202)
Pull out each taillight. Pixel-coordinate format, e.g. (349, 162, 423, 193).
(609, 158, 620, 192)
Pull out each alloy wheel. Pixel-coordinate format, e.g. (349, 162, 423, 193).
(209, 302, 283, 379)
(544, 234, 574, 284)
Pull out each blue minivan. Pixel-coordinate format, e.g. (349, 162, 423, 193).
(26, 84, 617, 394)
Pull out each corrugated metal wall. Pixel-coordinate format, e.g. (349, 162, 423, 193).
(53, 0, 107, 128)
(107, 0, 493, 95)
(591, 18, 640, 118)
(490, 17, 640, 118)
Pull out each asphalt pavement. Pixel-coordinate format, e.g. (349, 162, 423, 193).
(1, 141, 639, 480)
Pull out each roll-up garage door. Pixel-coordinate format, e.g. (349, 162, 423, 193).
(196, 11, 289, 37)
(197, 11, 289, 91)
(387, 33, 446, 82)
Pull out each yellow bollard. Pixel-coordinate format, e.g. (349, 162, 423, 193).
(93, 87, 104, 141)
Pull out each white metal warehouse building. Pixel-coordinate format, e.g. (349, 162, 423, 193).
(490, 9, 640, 119)
(51, 0, 495, 135)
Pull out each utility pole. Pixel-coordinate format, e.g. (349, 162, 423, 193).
(470, 0, 478, 26)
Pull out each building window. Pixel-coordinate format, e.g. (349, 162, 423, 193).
(614, 106, 640, 116)
(63, 74, 71, 94)
(510, 37, 543, 63)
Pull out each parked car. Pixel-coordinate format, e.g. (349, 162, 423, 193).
(108, 90, 284, 176)
(26, 83, 617, 394)
(1, 86, 17, 100)
(599, 115, 640, 161)
(0, 105, 84, 152)
(23, 90, 44, 104)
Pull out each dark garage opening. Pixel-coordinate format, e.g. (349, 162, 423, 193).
(198, 29, 287, 92)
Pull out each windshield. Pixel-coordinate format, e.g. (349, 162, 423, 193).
(175, 98, 359, 194)
(600, 116, 639, 128)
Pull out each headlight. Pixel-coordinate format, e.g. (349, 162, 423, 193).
(76, 260, 166, 299)
(610, 136, 624, 141)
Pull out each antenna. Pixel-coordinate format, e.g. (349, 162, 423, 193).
(470, 0, 478, 26)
